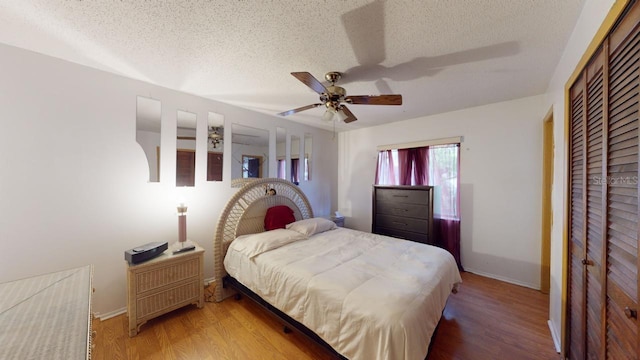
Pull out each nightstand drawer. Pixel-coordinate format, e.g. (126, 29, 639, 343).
(375, 188, 429, 205)
(375, 213, 430, 234)
(136, 280, 201, 319)
(135, 258, 200, 293)
(375, 201, 429, 219)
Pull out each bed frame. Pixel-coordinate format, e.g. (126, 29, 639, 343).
(213, 178, 443, 359)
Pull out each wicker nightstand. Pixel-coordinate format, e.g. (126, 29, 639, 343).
(126, 241, 204, 336)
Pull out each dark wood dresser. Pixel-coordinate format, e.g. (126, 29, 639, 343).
(372, 185, 434, 244)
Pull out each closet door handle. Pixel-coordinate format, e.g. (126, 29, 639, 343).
(581, 258, 594, 266)
(624, 307, 637, 320)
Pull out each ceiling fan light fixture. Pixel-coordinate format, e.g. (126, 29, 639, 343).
(322, 108, 335, 122)
(277, 71, 402, 124)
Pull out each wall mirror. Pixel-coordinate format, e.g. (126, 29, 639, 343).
(291, 134, 300, 184)
(231, 124, 269, 180)
(207, 112, 224, 181)
(136, 96, 161, 182)
(276, 127, 287, 180)
(304, 133, 312, 181)
(176, 110, 197, 186)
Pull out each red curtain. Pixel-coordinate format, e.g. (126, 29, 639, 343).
(434, 218, 462, 269)
(396, 147, 429, 185)
(397, 149, 411, 185)
(412, 147, 429, 185)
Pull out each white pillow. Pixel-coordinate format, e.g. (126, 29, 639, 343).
(231, 229, 307, 258)
(286, 217, 337, 237)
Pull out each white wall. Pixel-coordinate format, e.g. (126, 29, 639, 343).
(0, 43, 338, 317)
(338, 95, 548, 289)
(544, 0, 616, 350)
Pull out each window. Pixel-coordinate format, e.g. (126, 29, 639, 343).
(375, 144, 459, 220)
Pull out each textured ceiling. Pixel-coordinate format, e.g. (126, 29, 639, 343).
(0, 0, 586, 131)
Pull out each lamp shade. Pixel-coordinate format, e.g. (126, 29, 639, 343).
(322, 109, 335, 122)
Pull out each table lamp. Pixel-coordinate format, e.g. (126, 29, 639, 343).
(177, 203, 187, 245)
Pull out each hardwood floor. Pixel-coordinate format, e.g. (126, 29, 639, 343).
(93, 272, 560, 360)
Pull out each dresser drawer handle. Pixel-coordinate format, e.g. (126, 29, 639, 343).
(393, 208, 409, 212)
(392, 195, 409, 198)
(392, 221, 407, 226)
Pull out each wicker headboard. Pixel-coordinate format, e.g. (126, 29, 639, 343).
(213, 178, 314, 301)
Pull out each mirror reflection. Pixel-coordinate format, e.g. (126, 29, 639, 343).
(231, 124, 269, 180)
(136, 96, 161, 182)
(276, 127, 286, 180)
(304, 133, 312, 181)
(176, 110, 197, 186)
(207, 112, 224, 182)
(291, 135, 300, 184)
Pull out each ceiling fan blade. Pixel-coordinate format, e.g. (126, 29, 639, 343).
(291, 72, 328, 94)
(345, 94, 402, 105)
(277, 103, 323, 117)
(340, 106, 358, 123)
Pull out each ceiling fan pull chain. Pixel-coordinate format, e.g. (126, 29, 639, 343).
(333, 117, 336, 140)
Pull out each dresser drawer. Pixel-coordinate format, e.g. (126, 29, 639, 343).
(375, 200, 429, 219)
(375, 214, 430, 234)
(136, 279, 201, 319)
(375, 226, 431, 244)
(135, 258, 200, 294)
(375, 188, 429, 205)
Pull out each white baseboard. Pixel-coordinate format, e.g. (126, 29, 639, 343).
(96, 307, 126, 321)
(204, 276, 216, 287)
(463, 267, 540, 290)
(548, 319, 561, 353)
(94, 278, 216, 321)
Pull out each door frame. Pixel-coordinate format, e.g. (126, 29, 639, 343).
(541, 109, 554, 295)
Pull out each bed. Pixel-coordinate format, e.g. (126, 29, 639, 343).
(213, 178, 461, 360)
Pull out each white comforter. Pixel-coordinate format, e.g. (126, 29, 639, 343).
(224, 227, 461, 360)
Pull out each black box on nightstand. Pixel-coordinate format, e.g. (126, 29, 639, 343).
(124, 241, 168, 264)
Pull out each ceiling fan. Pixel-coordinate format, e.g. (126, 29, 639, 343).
(208, 126, 223, 149)
(177, 126, 223, 149)
(277, 71, 402, 123)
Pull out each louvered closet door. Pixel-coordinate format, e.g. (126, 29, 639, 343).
(606, 5, 640, 357)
